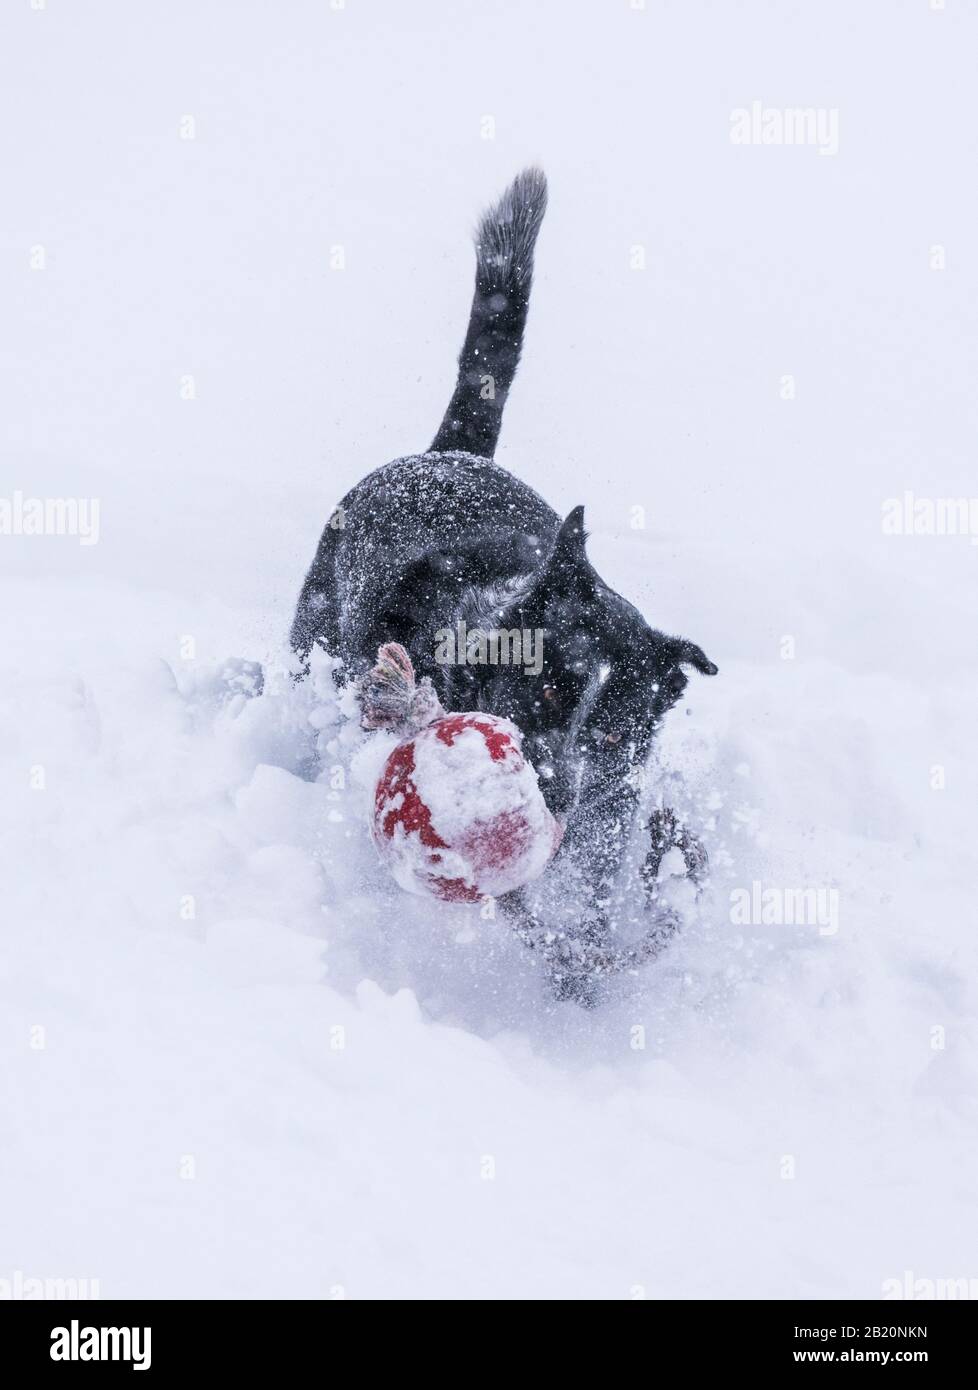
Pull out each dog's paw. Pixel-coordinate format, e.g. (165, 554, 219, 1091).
(643, 807, 709, 893)
(548, 963, 600, 1008)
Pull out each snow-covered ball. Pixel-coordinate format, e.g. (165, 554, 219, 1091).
(371, 712, 563, 902)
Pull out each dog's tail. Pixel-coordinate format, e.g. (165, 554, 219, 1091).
(430, 167, 547, 458)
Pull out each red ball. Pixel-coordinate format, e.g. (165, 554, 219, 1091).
(371, 712, 563, 902)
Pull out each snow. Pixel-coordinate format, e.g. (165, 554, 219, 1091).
(2, 0, 977, 1299)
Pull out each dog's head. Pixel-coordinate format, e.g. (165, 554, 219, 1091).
(474, 506, 717, 823)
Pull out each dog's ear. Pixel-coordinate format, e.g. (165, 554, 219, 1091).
(507, 506, 592, 627)
(546, 505, 588, 573)
(672, 638, 718, 677)
(657, 638, 717, 705)
(534, 505, 593, 604)
(529, 506, 592, 597)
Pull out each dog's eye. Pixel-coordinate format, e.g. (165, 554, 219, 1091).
(542, 685, 560, 704)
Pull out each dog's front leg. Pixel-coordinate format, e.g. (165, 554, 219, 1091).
(499, 888, 603, 1006)
(500, 882, 671, 1005)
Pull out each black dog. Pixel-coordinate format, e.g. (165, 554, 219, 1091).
(292, 169, 717, 1000)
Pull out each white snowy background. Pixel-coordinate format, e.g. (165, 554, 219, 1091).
(2, 0, 977, 1299)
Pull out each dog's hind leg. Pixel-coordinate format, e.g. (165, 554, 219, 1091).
(290, 511, 344, 671)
